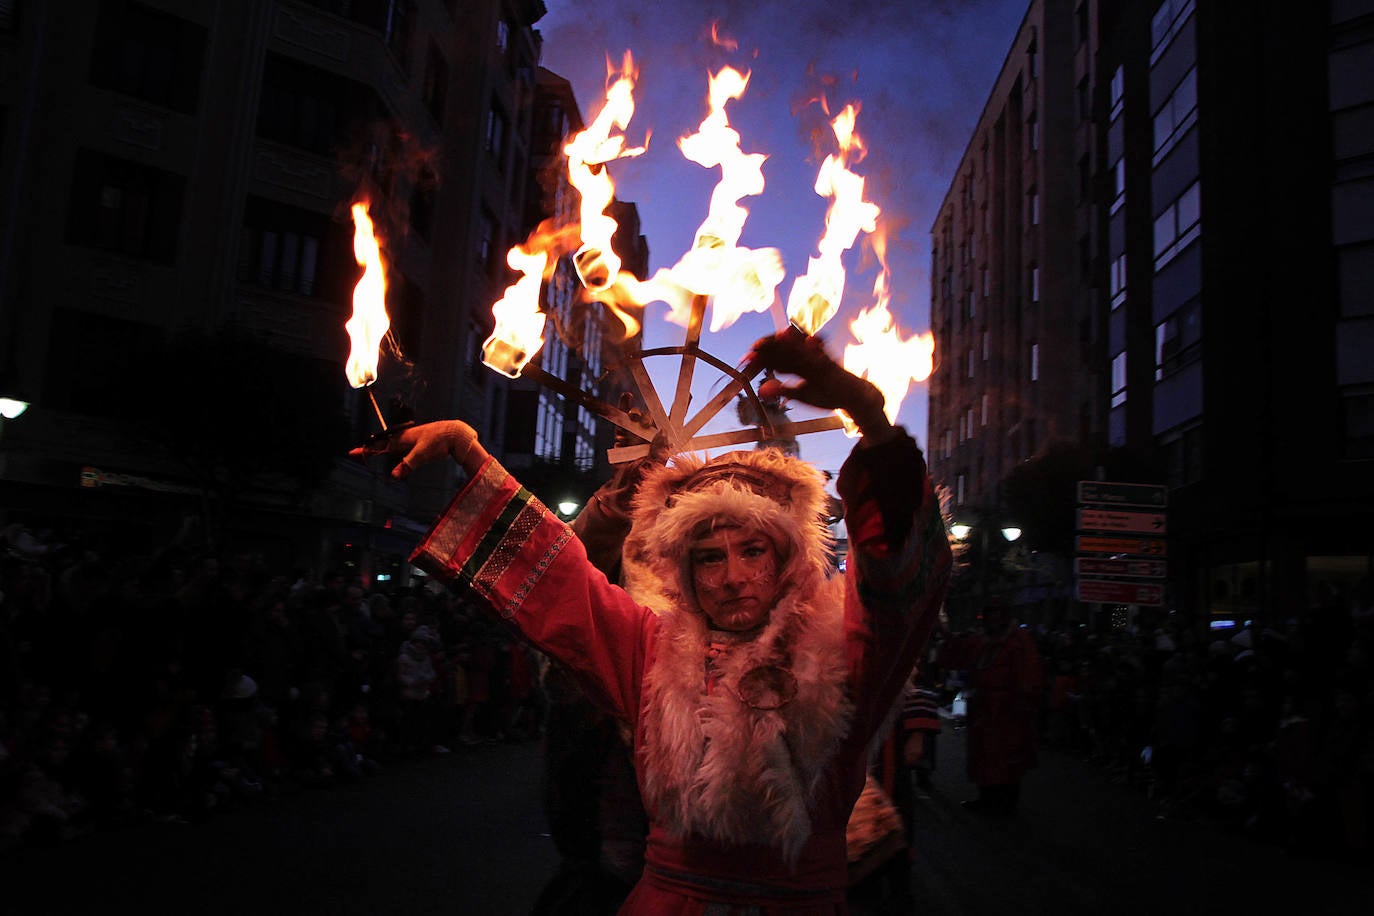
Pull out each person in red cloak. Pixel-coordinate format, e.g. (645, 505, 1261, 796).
(357, 330, 952, 914)
(937, 600, 1044, 815)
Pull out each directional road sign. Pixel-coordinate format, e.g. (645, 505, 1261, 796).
(1076, 579, 1164, 606)
(1077, 480, 1168, 508)
(1075, 535, 1167, 556)
(1078, 508, 1167, 535)
(1075, 557, 1167, 579)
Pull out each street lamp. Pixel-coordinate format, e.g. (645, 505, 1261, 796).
(557, 499, 580, 517)
(948, 510, 1023, 625)
(0, 363, 28, 420)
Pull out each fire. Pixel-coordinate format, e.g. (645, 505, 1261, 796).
(344, 201, 389, 389)
(785, 103, 880, 335)
(664, 65, 784, 332)
(483, 53, 647, 378)
(565, 51, 647, 293)
(483, 244, 550, 378)
(838, 232, 934, 435)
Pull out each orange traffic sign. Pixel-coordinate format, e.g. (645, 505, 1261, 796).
(1077, 579, 1164, 606)
(1076, 557, 1167, 578)
(1075, 536, 1167, 557)
(1078, 508, 1166, 534)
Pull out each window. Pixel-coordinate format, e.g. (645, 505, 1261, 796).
(943, 429, 953, 459)
(1110, 253, 1128, 308)
(958, 412, 966, 442)
(1112, 157, 1126, 207)
(1028, 188, 1039, 226)
(1343, 392, 1374, 459)
(258, 54, 379, 157)
(1154, 180, 1201, 265)
(967, 407, 976, 438)
(88, 0, 206, 114)
(1030, 266, 1040, 303)
(1153, 67, 1197, 155)
(1155, 298, 1203, 379)
(386, 0, 415, 73)
(496, 18, 510, 54)
(1027, 113, 1039, 154)
(1030, 342, 1040, 381)
(1110, 65, 1125, 120)
(981, 394, 989, 426)
(478, 210, 496, 270)
(1077, 76, 1091, 122)
(981, 267, 989, 297)
(422, 41, 448, 126)
(66, 148, 185, 264)
(968, 348, 975, 379)
(1028, 35, 1038, 80)
(982, 331, 990, 362)
(239, 195, 355, 304)
(1111, 351, 1127, 406)
(44, 310, 160, 416)
(1151, 0, 1195, 54)
(485, 105, 507, 162)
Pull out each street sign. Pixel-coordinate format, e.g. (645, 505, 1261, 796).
(1078, 508, 1167, 534)
(1075, 535, 1167, 556)
(1077, 480, 1168, 508)
(1076, 579, 1164, 605)
(1075, 557, 1167, 578)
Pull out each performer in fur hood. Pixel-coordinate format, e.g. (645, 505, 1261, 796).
(358, 331, 952, 914)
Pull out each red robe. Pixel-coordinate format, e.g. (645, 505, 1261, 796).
(411, 433, 951, 914)
(939, 626, 1044, 786)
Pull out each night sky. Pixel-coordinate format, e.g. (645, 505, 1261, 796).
(536, 0, 1028, 476)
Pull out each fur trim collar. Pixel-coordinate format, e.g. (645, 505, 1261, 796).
(639, 577, 853, 863)
(623, 448, 833, 611)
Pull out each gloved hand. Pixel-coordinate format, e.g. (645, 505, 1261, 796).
(745, 331, 894, 443)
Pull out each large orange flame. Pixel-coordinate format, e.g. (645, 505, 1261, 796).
(344, 201, 388, 388)
(565, 51, 647, 294)
(664, 65, 784, 332)
(785, 103, 880, 335)
(839, 230, 934, 435)
(483, 244, 551, 378)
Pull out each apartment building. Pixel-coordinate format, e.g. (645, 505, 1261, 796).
(0, 0, 619, 579)
(931, 0, 1374, 626)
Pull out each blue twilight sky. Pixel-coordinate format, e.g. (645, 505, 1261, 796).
(535, 0, 1028, 477)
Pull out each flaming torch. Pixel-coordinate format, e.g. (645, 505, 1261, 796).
(786, 103, 880, 336)
(838, 230, 935, 435)
(344, 200, 391, 431)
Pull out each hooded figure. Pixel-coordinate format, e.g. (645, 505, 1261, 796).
(368, 330, 952, 914)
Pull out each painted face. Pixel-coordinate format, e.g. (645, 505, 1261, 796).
(689, 525, 780, 633)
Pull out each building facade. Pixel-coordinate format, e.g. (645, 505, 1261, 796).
(0, 0, 632, 582)
(930, 0, 1374, 627)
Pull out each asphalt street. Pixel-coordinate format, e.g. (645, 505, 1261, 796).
(5, 724, 1370, 915)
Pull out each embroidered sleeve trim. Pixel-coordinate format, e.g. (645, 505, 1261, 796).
(411, 458, 573, 618)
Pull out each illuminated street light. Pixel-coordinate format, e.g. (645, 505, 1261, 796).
(557, 500, 580, 517)
(950, 522, 972, 541)
(1001, 525, 1023, 542)
(0, 397, 27, 420)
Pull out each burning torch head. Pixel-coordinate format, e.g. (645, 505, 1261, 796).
(574, 244, 618, 293)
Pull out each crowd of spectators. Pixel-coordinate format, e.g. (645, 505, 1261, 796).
(0, 519, 548, 849)
(1024, 585, 1373, 862)
(2, 516, 1369, 869)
